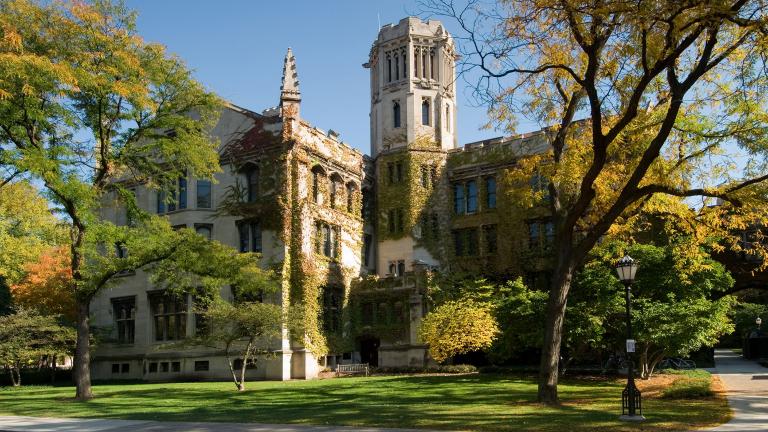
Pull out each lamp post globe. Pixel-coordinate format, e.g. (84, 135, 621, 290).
(616, 254, 644, 421)
(757, 317, 763, 330)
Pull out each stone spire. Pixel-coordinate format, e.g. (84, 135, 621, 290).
(280, 47, 301, 119)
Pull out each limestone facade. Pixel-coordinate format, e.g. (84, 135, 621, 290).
(91, 17, 548, 381)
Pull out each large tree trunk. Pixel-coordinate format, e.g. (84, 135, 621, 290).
(537, 253, 576, 405)
(74, 300, 93, 400)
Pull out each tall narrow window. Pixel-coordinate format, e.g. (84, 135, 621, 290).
(238, 222, 261, 253)
(486, 177, 497, 209)
(454, 183, 465, 215)
(387, 163, 395, 185)
(397, 261, 406, 277)
(402, 48, 407, 77)
(467, 180, 478, 213)
(422, 99, 430, 125)
(393, 102, 401, 128)
(330, 179, 338, 209)
(112, 297, 135, 344)
(445, 105, 451, 131)
(395, 161, 403, 182)
(178, 177, 187, 209)
(197, 180, 212, 209)
(484, 225, 498, 254)
(311, 167, 324, 204)
(420, 165, 430, 188)
(396, 208, 404, 233)
(315, 221, 338, 258)
(422, 50, 427, 78)
(388, 209, 396, 234)
(467, 228, 479, 256)
(363, 234, 372, 267)
(157, 191, 166, 214)
(453, 230, 464, 256)
(346, 183, 356, 212)
(387, 55, 392, 82)
(394, 54, 400, 80)
(246, 166, 259, 203)
(430, 49, 435, 79)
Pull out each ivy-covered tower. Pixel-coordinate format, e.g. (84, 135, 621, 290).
(364, 17, 458, 275)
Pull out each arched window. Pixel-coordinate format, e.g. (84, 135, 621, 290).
(245, 165, 259, 203)
(422, 99, 430, 126)
(311, 166, 325, 204)
(346, 182, 357, 212)
(393, 101, 401, 128)
(329, 174, 343, 209)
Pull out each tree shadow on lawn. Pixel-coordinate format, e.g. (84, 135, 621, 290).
(0, 374, 721, 431)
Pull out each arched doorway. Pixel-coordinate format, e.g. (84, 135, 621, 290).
(359, 336, 380, 367)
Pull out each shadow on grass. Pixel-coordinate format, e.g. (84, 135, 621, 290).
(0, 374, 728, 431)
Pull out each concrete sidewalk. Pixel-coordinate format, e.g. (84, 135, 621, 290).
(0, 416, 437, 432)
(707, 348, 768, 431)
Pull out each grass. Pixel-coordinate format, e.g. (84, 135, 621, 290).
(0, 373, 730, 431)
(658, 370, 714, 399)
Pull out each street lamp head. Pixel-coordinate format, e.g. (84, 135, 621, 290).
(757, 317, 762, 326)
(616, 255, 638, 284)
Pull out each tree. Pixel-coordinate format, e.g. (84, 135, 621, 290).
(423, 0, 768, 403)
(10, 246, 76, 323)
(0, 307, 75, 386)
(581, 242, 735, 378)
(0, 0, 222, 399)
(0, 181, 65, 285)
(194, 300, 283, 391)
(420, 299, 500, 363)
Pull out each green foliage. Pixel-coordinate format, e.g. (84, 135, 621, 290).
(419, 299, 500, 363)
(0, 307, 75, 386)
(193, 300, 283, 391)
(730, 303, 768, 339)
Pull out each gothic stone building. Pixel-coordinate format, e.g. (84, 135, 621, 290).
(91, 17, 551, 381)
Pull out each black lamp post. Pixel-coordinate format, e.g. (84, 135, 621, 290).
(616, 255, 645, 422)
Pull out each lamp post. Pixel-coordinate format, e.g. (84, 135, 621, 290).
(616, 255, 644, 422)
(757, 317, 763, 332)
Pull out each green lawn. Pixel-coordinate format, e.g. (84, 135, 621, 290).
(0, 373, 730, 431)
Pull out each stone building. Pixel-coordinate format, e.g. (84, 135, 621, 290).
(91, 17, 550, 381)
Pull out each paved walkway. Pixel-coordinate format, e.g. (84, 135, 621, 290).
(708, 348, 768, 431)
(0, 416, 435, 432)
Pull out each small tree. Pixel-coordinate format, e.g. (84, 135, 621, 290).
(0, 307, 75, 386)
(195, 300, 282, 391)
(420, 299, 500, 363)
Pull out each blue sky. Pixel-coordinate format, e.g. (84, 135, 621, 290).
(125, 0, 505, 155)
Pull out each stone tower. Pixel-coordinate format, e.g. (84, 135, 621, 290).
(365, 18, 458, 275)
(366, 17, 457, 156)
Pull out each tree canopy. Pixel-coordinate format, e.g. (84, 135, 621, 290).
(422, 0, 768, 403)
(0, 0, 224, 399)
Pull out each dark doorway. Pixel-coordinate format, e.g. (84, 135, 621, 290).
(359, 337, 380, 367)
